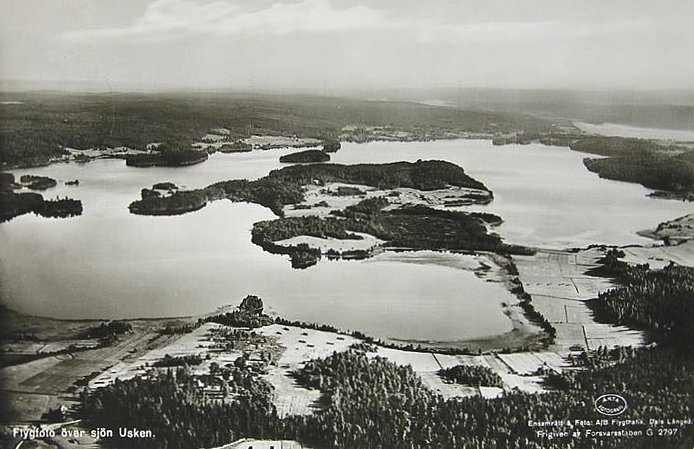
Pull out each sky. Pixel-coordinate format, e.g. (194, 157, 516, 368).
(0, 0, 693, 92)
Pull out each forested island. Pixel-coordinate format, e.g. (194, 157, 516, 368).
(129, 186, 207, 215)
(125, 148, 208, 167)
(128, 160, 490, 216)
(0, 192, 83, 222)
(0, 173, 82, 222)
(126, 160, 515, 267)
(252, 203, 531, 268)
(268, 160, 490, 192)
(279, 149, 330, 163)
(19, 174, 57, 190)
(219, 141, 252, 153)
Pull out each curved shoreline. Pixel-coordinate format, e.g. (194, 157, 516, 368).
(0, 250, 542, 353)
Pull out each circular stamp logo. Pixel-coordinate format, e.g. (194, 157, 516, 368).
(594, 394, 628, 416)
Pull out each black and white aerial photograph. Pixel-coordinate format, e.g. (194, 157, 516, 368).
(1, 1, 693, 448)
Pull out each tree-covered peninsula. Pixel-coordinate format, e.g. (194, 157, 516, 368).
(252, 203, 530, 268)
(569, 136, 694, 199)
(128, 160, 490, 216)
(127, 160, 509, 266)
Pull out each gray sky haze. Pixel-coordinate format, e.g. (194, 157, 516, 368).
(1, 0, 692, 92)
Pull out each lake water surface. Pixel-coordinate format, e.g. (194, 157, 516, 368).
(573, 122, 694, 141)
(332, 140, 692, 248)
(1, 140, 691, 341)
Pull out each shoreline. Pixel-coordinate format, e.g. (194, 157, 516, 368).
(5, 232, 682, 351)
(0, 250, 545, 354)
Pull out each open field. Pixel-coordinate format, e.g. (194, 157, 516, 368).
(630, 214, 694, 267)
(283, 182, 492, 220)
(513, 248, 645, 353)
(0, 319, 182, 423)
(88, 323, 238, 389)
(622, 240, 694, 268)
(0, 391, 59, 423)
(254, 325, 561, 406)
(255, 324, 359, 418)
(275, 232, 385, 254)
(71, 319, 559, 419)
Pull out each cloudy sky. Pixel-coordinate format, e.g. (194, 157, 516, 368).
(1, 0, 692, 92)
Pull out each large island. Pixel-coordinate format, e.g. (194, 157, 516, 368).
(127, 160, 527, 268)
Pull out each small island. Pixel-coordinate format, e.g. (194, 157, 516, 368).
(219, 141, 252, 153)
(279, 149, 330, 163)
(129, 186, 207, 216)
(19, 174, 57, 190)
(126, 148, 208, 168)
(36, 198, 83, 218)
(1, 173, 82, 222)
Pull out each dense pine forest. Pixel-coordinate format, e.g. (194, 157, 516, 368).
(591, 252, 694, 339)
